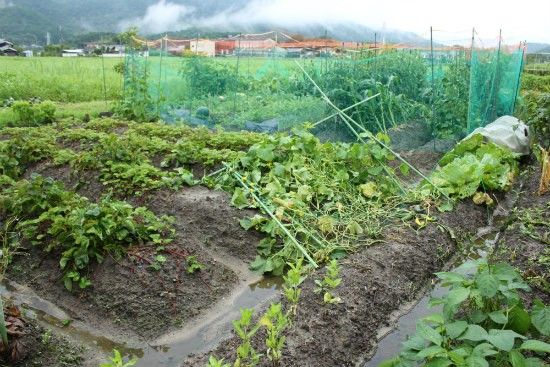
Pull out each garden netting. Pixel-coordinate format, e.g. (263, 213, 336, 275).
(121, 41, 524, 151)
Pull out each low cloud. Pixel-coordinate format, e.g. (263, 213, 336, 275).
(0, 0, 14, 8)
(118, 0, 193, 34)
(118, 0, 550, 44)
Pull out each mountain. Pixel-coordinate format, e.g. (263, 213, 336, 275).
(0, 0, 428, 46)
(526, 42, 550, 54)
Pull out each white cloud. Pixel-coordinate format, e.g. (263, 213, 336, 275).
(121, 0, 550, 44)
(119, 0, 193, 34)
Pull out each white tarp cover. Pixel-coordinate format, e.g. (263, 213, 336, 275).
(468, 115, 530, 155)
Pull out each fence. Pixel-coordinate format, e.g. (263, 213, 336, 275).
(121, 32, 525, 150)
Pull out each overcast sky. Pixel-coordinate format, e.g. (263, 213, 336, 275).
(126, 0, 550, 44)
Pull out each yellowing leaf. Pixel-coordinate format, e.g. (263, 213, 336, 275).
(472, 192, 494, 206)
(346, 220, 364, 235)
(317, 215, 336, 233)
(360, 182, 378, 198)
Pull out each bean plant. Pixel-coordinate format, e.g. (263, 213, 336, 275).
(382, 259, 550, 367)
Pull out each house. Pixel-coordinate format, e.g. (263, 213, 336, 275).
(62, 49, 85, 57)
(23, 50, 33, 57)
(0, 39, 18, 56)
(190, 39, 216, 57)
(215, 40, 236, 56)
(165, 39, 190, 55)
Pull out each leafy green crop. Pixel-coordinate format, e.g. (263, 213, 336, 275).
(10, 100, 56, 127)
(382, 259, 550, 367)
(0, 174, 174, 290)
(424, 134, 519, 201)
(215, 128, 405, 275)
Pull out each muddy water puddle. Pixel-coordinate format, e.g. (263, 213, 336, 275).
(1, 276, 282, 366)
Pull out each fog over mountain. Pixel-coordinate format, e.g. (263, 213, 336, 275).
(1, 0, 548, 47)
(1, 0, 429, 45)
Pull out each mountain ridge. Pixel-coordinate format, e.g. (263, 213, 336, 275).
(0, 0, 430, 46)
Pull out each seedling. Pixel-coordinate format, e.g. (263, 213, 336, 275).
(314, 259, 342, 304)
(100, 349, 138, 367)
(282, 258, 306, 316)
(149, 254, 167, 271)
(206, 356, 230, 367)
(232, 308, 261, 367)
(260, 303, 288, 366)
(186, 256, 205, 274)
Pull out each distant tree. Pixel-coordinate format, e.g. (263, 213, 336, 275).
(117, 27, 141, 49)
(42, 44, 65, 57)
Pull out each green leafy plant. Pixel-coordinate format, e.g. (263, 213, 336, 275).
(100, 349, 138, 367)
(260, 303, 288, 366)
(283, 258, 306, 316)
(186, 256, 204, 274)
(232, 308, 262, 367)
(11, 100, 56, 126)
(219, 128, 402, 275)
(314, 259, 342, 304)
(382, 259, 550, 367)
(424, 134, 519, 201)
(206, 356, 231, 367)
(0, 175, 174, 290)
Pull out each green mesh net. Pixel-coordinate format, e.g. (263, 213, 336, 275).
(121, 44, 523, 149)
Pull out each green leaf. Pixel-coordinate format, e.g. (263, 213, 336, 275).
(464, 355, 489, 367)
(531, 302, 550, 336)
(458, 324, 488, 342)
(509, 350, 527, 367)
(256, 145, 275, 162)
(416, 320, 443, 346)
(424, 313, 445, 325)
(446, 320, 468, 338)
(416, 345, 446, 359)
(425, 357, 453, 367)
(476, 273, 499, 297)
(231, 188, 249, 209)
(519, 339, 550, 353)
(472, 343, 498, 357)
(446, 287, 470, 308)
(485, 329, 525, 352)
(399, 163, 410, 176)
(488, 310, 508, 325)
(435, 271, 466, 284)
(507, 306, 531, 334)
(378, 358, 400, 367)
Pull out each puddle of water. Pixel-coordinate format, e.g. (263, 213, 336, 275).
(1, 276, 282, 367)
(136, 277, 281, 367)
(363, 228, 499, 367)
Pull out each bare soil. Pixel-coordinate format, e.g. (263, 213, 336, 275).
(494, 160, 550, 304)
(183, 200, 489, 366)
(7, 185, 264, 342)
(0, 317, 85, 367)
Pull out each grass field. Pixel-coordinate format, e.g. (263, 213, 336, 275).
(0, 56, 123, 102)
(0, 56, 327, 104)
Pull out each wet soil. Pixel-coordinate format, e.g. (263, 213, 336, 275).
(7, 185, 264, 342)
(494, 161, 550, 304)
(0, 316, 86, 367)
(183, 200, 489, 366)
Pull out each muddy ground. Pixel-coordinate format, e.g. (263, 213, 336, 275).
(494, 160, 550, 304)
(0, 313, 86, 367)
(9, 166, 264, 342)
(5, 150, 547, 367)
(183, 199, 489, 366)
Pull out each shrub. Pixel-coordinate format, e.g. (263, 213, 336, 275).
(10, 101, 56, 126)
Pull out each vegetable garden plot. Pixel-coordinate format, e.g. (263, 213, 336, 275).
(120, 46, 524, 150)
